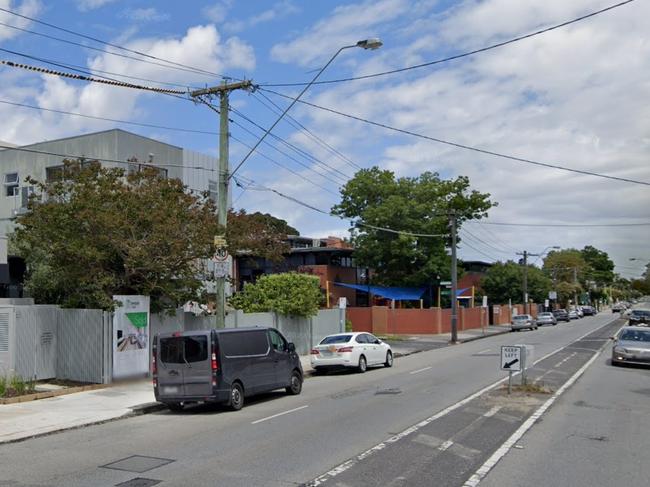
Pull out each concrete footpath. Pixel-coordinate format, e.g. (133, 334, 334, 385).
(0, 325, 510, 445)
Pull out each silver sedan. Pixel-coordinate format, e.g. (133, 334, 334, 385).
(611, 326, 650, 366)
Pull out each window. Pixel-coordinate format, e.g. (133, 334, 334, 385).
(219, 330, 269, 357)
(160, 337, 184, 364)
(4, 172, 18, 197)
(320, 335, 352, 345)
(269, 329, 287, 352)
(184, 336, 208, 363)
(355, 334, 367, 344)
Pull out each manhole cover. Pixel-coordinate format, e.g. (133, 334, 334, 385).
(115, 478, 161, 487)
(101, 455, 174, 473)
(375, 388, 401, 395)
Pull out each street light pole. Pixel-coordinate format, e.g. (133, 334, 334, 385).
(450, 211, 458, 343)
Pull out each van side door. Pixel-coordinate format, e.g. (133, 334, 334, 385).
(157, 336, 185, 396)
(269, 329, 293, 387)
(182, 334, 212, 397)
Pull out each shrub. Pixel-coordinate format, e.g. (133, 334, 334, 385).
(229, 273, 322, 317)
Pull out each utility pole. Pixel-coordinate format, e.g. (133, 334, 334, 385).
(450, 211, 458, 343)
(573, 267, 579, 307)
(190, 80, 252, 328)
(522, 250, 528, 314)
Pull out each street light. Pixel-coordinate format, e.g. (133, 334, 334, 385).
(230, 38, 383, 179)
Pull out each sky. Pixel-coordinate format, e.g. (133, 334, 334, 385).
(0, 0, 648, 280)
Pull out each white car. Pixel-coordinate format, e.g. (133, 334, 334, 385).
(310, 332, 393, 373)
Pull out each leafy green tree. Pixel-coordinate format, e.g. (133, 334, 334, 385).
(543, 249, 587, 283)
(580, 245, 615, 286)
(12, 159, 219, 312)
(226, 210, 297, 262)
(228, 272, 322, 317)
(479, 261, 552, 304)
(331, 167, 494, 286)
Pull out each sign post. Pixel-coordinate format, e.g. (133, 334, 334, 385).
(501, 345, 522, 394)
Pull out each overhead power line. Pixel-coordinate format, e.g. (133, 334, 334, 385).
(0, 58, 186, 95)
(460, 227, 512, 255)
(0, 6, 234, 80)
(261, 88, 650, 187)
(260, 0, 637, 87)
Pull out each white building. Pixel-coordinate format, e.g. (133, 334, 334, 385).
(0, 129, 224, 237)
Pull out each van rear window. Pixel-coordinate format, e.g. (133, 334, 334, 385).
(219, 330, 269, 357)
(160, 336, 208, 363)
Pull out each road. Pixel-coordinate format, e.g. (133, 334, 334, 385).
(0, 312, 624, 486)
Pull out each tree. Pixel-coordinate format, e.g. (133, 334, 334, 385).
(226, 210, 298, 262)
(480, 261, 552, 304)
(331, 167, 494, 286)
(543, 249, 587, 284)
(12, 159, 219, 312)
(580, 245, 614, 286)
(228, 272, 322, 317)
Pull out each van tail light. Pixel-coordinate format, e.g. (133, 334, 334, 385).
(152, 355, 157, 375)
(310, 349, 320, 355)
(211, 352, 218, 372)
(337, 346, 354, 353)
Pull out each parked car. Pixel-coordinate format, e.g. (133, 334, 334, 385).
(536, 312, 557, 326)
(553, 309, 570, 322)
(611, 326, 650, 366)
(153, 327, 303, 411)
(511, 314, 537, 331)
(310, 332, 393, 373)
(612, 303, 625, 313)
(568, 309, 580, 320)
(581, 306, 596, 316)
(574, 307, 584, 318)
(628, 309, 650, 326)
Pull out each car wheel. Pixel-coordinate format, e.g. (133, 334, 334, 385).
(228, 382, 244, 411)
(286, 371, 303, 395)
(358, 355, 367, 373)
(167, 402, 184, 412)
(384, 351, 393, 368)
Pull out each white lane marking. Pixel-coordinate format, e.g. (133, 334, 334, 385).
(463, 322, 624, 487)
(554, 352, 577, 368)
(438, 440, 454, 451)
(409, 366, 432, 375)
(250, 405, 309, 425)
(477, 349, 491, 355)
(304, 315, 621, 487)
(483, 406, 502, 418)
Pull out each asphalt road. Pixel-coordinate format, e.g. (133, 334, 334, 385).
(481, 320, 650, 487)
(0, 312, 619, 487)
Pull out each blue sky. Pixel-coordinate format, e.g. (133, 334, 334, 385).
(0, 0, 649, 279)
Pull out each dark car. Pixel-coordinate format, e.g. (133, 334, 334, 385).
(628, 309, 650, 326)
(553, 309, 570, 322)
(153, 327, 303, 411)
(581, 306, 596, 316)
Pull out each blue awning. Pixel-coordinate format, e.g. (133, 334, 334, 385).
(333, 283, 426, 301)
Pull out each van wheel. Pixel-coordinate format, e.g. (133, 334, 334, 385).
(167, 402, 183, 412)
(229, 382, 244, 411)
(286, 371, 303, 395)
(384, 351, 393, 368)
(358, 355, 367, 373)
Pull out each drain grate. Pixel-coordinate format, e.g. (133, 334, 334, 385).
(101, 455, 174, 473)
(115, 478, 161, 487)
(375, 388, 401, 395)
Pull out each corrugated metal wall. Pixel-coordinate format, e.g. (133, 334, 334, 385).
(57, 309, 110, 384)
(14, 306, 58, 380)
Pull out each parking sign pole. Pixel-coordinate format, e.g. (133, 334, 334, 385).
(508, 371, 512, 394)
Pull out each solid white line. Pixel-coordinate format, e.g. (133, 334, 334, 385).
(409, 366, 433, 375)
(477, 349, 491, 354)
(483, 406, 502, 418)
(250, 405, 309, 425)
(305, 315, 620, 487)
(463, 322, 623, 487)
(438, 440, 454, 451)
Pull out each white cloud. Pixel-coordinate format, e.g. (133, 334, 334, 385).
(261, 0, 650, 266)
(0, 24, 255, 144)
(0, 0, 41, 41)
(120, 7, 169, 23)
(202, 0, 233, 24)
(270, 0, 408, 66)
(225, 0, 300, 33)
(76, 0, 117, 12)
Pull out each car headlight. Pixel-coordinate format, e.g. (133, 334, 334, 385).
(613, 346, 628, 354)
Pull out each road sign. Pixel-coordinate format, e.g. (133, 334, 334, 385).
(482, 296, 488, 308)
(549, 291, 557, 300)
(338, 297, 347, 309)
(440, 281, 451, 286)
(212, 247, 228, 262)
(213, 260, 230, 278)
(213, 235, 227, 249)
(501, 346, 522, 371)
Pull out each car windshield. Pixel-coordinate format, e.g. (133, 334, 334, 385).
(631, 310, 650, 317)
(539, 313, 552, 317)
(619, 329, 650, 342)
(513, 315, 528, 320)
(320, 335, 352, 344)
